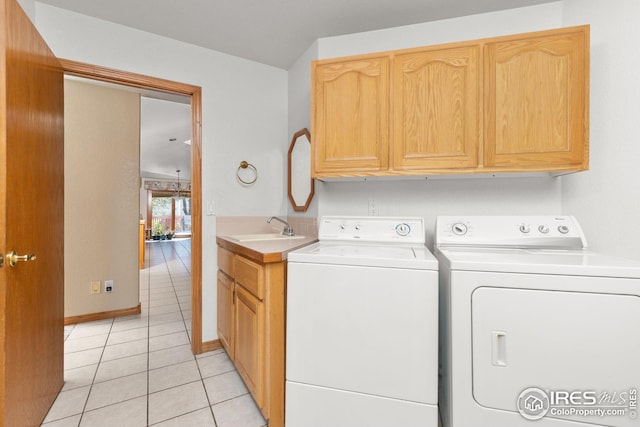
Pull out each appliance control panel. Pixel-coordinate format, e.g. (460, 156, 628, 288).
(318, 216, 425, 244)
(436, 216, 588, 249)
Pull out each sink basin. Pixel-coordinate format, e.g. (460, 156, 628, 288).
(229, 233, 305, 242)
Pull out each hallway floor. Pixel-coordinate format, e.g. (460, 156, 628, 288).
(42, 239, 267, 427)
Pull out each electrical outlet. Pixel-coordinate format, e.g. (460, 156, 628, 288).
(104, 280, 114, 293)
(90, 281, 101, 294)
(368, 199, 378, 216)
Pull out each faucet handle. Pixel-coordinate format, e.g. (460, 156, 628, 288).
(267, 216, 295, 236)
(282, 225, 295, 236)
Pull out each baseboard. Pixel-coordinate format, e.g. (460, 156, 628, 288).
(64, 303, 142, 325)
(200, 339, 223, 353)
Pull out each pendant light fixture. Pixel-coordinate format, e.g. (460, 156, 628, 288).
(174, 169, 182, 200)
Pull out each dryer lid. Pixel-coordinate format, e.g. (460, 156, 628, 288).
(436, 246, 640, 278)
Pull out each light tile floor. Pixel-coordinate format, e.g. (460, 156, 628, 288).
(42, 239, 267, 427)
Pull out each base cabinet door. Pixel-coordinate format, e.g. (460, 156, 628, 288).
(216, 271, 234, 358)
(234, 284, 265, 409)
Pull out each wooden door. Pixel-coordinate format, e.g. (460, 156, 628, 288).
(392, 45, 480, 171)
(312, 56, 389, 177)
(484, 26, 589, 171)
(216, 271, 235, 358)
(0, 0, 65, 425)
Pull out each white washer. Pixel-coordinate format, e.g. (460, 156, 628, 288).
(435, 216, 640, 427)
(286, 216, 439, 427)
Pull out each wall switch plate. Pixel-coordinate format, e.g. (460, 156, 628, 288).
(104, 280, 114, 293)
(90, 281, 101, 294)
(206, 200, 216, 216)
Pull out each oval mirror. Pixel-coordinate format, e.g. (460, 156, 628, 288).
(288, 128, 315, 212)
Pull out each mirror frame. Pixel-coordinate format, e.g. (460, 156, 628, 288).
(288, 128, 315, 212)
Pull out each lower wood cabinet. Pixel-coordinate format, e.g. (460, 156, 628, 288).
(216, 270, 234, 358)
(234, 283, 265, 406)
(216, 244, 286, 427)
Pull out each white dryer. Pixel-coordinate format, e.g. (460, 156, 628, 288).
(286, 216, 439, 427)
(435, 216, 640, 427)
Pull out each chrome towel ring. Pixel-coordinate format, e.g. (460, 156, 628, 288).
(237, 160, 258, 185)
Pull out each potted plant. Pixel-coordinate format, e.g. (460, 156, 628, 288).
(165, 230, 175, 240)
(153, 222, 164, 240)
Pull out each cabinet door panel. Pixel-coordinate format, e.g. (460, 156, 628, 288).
(393, 46, 480, 170)
(312, 57, 389, 175)
(216, 271, 234, 358)
(484, 28, 589, 170)
(235, 284, 265, 408)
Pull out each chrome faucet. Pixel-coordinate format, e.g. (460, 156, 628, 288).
(267, 216, 295, 236)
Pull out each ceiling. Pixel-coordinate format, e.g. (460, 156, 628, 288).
(55, 0, 556, 181)
(140, 97, 192, 181)
(37, 0, 556, 69)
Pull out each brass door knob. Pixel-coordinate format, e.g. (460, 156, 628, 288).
(7, 251, 37, 267)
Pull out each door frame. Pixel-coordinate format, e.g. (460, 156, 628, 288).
(61, 59, 206, 354)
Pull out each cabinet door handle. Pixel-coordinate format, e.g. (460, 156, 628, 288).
(491, 331, 507, 367)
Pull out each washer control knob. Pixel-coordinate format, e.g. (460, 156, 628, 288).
(452, 223, 468, 236)
(558, 225, 570, 234)
(538, 225, 550, 234)
(519, 224, 531, 234)
(355, 225, 361, 231)
(339, 224, 346, 230)
(395, 223, 411, 236)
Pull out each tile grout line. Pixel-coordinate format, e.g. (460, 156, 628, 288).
(145, 240, 154, 427)
(76, 318, 115, 426)
(162, 240, 192, 345)
(47, 239, 265, 426)
(160, 240, 220, 425)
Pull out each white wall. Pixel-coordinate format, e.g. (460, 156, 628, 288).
(289, 3, 566, 244)
(560, 0, 640, 260)
(35, 2, 288, 341)
(64, 79, 140, 317)
(287, 41, 319, 218)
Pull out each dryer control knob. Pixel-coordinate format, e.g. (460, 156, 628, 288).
(519, 224, 531, 234)
(452, 223, 468, 236)
(395, 223, 411, 236)
(538, 225, 550, 234)
(558, 225, 570, 234)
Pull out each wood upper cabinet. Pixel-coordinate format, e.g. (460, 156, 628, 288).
(312, 57, 389, 175)
(311, 25, 589, 178)
(484, 26, 589, 171)
(392, 46, 480, 171)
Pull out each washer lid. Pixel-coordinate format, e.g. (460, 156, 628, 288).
(436, 247, 640, 278)
(289, 241, 438, 270)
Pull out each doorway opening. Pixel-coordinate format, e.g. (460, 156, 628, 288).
(150, 193, 192, 238)
(61, 59, 205, 355)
